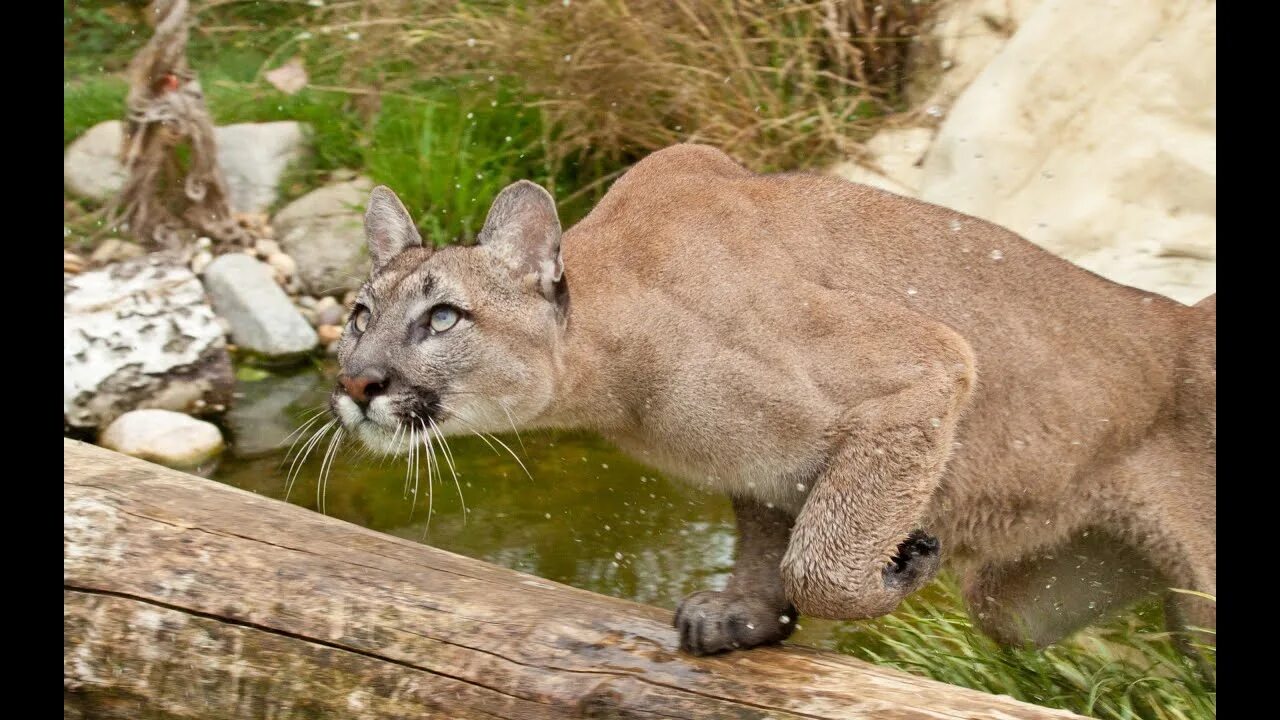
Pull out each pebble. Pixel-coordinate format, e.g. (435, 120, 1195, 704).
(191, 250, 214, 275)
(90, 238, 145, 265)
(99, 409, 225, 469)
(267, 252, 297, 281)
(255, 239, 281, 257)
(313, 295, 344, 326)
(318, 324, 343, 344)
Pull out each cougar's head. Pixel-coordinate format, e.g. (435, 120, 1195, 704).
(330, 181, 567, 454)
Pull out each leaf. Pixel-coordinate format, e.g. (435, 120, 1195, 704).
(265, 57, 308, 95)
(235, 366, 272, 382)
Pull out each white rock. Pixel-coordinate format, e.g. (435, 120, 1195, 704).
(918, 0, 1215, 304)
(100, 409, 225, 468)
(202, 253, 318, 359)
(273, 178, 375, 296)
(920, 0, 1042, 111)
(64, 120, 309, 214)
(65, 256, 234, 429)
(831, 127, 935, 196)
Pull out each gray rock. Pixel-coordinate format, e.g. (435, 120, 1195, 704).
(202, 253, 318, 360)
(99, 409, 225, 469)
(63, 121, 128, 201)
(64, 120, 309, 214)
(273, 178, 375, 296)
(216, 122, 308, 213)
(225, 370, 327, 459)
(64, 255, 234, 429)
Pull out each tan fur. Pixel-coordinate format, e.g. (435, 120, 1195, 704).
(333, 145, 1215, 675)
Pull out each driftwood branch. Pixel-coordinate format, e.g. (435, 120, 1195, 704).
(64, 439, 1086, 719)
(106, 0, 250, 248)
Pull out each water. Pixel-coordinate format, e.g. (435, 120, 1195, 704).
(212, 360, 851, 646)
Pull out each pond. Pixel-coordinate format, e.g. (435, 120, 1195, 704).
(212, 359, 859, 648)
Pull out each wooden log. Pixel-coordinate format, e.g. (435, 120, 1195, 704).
(64, 438, 1086, 719)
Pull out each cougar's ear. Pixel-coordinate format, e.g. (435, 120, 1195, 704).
(478, 180, 563, 301)
(365, 185, 425, 271)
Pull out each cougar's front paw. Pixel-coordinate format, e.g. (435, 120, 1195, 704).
(883, 529, 940, 591)
(673, 590, 797, 656)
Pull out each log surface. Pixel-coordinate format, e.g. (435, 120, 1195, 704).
(64, 439, 1086, 719)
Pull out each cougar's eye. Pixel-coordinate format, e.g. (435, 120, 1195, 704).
(352, 304, 370, 333)
(428, 304, 460, 334)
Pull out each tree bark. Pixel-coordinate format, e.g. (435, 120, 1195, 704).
(64, 439, 1085, 719)
(108, 0, 250, 248)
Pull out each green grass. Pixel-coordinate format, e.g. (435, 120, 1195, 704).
(833, 578, 1215, 720)
(63, 1, 609, 241)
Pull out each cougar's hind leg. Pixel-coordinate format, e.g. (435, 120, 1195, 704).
(962, 529, 1163, 648)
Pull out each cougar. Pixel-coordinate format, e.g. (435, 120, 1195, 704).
(329, 144, 1215, 676)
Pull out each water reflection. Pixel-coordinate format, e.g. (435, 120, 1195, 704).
(214, 363, 743, 614)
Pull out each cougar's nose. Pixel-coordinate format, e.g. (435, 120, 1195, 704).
(339, 368, 389, 409)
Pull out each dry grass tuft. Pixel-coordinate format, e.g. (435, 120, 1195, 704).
(323, 0, 941, 172)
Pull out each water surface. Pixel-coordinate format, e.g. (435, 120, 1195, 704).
(213, 361, 856, 646)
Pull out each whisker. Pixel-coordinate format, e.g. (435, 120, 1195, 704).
(317, 426, 344, 515)
(403, 425, 415, 499)
(495, 399, 529, 457)
(440, 404, 534, 482)
(286, 419, 336, 502)
(279, 410, 328, 470)
(428, 417, 467, 525)
(417, 417, 438, 539)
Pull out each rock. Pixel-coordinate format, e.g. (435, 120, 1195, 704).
(224, 370, 327, 459)
(65, 250, 86, 274)
(917, 0, 1041, 113)
(273, 178, 375, 296)
(917, 0, 1215, 304)
(201, 253, 318, 360)
(89, 238, 146, 265)
(65, 255, 234, 429)
(63, 121, 129, 201)
(312, 295, 344, 326)
(216, 122, 309, 213)
(266, 252, 298, 282)
(831, 127, 935, 197)
(100, 409, 225, 469)
(191, 250, 214, 275)
(196, 236, 213, 250)
(255, 239, 282, 258)
(317, 324, 343, 345)
(297, 295, 317, 309)
(63, 120, 309, 214)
